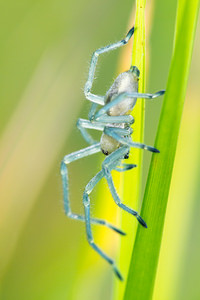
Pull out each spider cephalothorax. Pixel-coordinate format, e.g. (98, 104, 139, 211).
(60, 27, 165, 280)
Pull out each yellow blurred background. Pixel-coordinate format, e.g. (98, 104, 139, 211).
(0, 0, 199, 299)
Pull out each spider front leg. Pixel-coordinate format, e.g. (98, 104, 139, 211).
(102, 146, 147, 228)
(61, 143, 125, 235)
(84, 27, 135, 106)
(83, 171, 124, 280)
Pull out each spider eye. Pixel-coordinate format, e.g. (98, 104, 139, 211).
(124, 152, 129, 159)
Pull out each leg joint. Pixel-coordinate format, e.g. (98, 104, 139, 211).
(83, 191, 90, 206)
(102, 164, 110, 176)
(84, 90, 90, 98)
(88, 239, 94, 245)
(121, 39, 127, 45)
(66, 211, 72, 218)
(60, 160, 67, 175)
(76, 118, 81, 128)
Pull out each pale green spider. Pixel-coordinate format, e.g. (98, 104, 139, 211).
(61, 26, 165, 280)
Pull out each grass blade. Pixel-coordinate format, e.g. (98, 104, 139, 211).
(124, 0, 200, 299)
(114, 1, 146, 298)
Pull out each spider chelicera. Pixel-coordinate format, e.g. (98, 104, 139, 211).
(60, 26, 165, 280)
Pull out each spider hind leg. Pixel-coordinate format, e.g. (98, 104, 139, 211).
(83, 170, 124, 280)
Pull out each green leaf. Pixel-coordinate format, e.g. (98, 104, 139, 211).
(124, 0, 200, 299)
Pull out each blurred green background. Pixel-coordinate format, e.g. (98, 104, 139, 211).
(0, 0, 199, 299)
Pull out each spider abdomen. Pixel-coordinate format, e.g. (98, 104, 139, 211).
(105, 69, 138, 116)
(100, 133, 121, 155)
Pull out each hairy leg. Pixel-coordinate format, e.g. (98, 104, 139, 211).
(84, 27, 135, 105)
(61, 143, 125, 235)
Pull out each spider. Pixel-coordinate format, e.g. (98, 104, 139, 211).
(60, 26, 165, 280)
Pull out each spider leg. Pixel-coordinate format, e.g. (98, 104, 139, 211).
(76, 117, 133, 143)
(76, 118, 104, 145)
(104, 127, 160, 153)
(95, 90, 165, 119)
(101, 146, 147, 228)
(88, 103, 99, 120)
(61, 143, 125, 235)
(96, 114, 134, 124)
(83, 171, 124, 280)
(84, 27, 135, 105)
(115, 163, 137, 172)
(103, 125, 133, 136)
